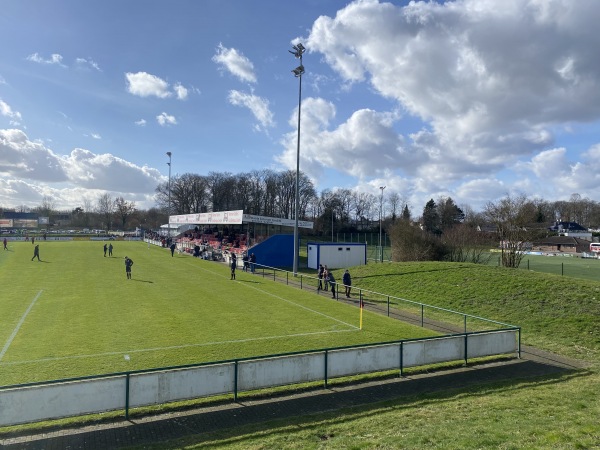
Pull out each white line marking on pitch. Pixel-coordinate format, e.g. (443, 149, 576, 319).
(187, 261, 359, 330)
(0, 290, 43, 362)
(0, 329, 355, 366)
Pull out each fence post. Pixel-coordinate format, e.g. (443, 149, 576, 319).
(125, 373, 130, 420)
(464, 333, 468, 366)
(399, 342, 403, 377)
(387, 295, 390, 317)
(234, 360, 239, 402)
(421, 304, 424, 327)
(324, 350, 329, 388)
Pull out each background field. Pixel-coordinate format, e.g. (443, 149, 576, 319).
(0, 240, 435, 386)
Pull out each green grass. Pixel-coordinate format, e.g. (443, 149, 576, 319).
(0, 240, 434, 386)
(487, 251, 600, 282)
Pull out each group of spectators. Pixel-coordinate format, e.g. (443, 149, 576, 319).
(318, 264, 352, 299)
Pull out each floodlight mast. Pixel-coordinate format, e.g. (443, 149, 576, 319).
(379, 186, 386, 262)
(290, 43, 305, 276)
(167, 152, 172, 230)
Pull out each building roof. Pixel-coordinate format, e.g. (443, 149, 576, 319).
(2, 212, 39, 219)
(533, 236, 590, 246)
(548, 221, 587, 232)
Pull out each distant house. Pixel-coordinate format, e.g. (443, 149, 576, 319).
(549, 221, 587, 232)
(548, 221, 592, 240)
(531, 236, 591, 254)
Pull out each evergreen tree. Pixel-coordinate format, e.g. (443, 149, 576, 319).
(422, 199, 440, 235)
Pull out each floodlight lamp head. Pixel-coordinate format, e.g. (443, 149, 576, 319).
(290, 43, 306, 58)
(166, 151, 172, 157)
(292, 65, 305, 77)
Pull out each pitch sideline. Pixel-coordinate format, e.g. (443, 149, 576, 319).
(0, 290, 43, 362)
(0, 329, 356, 366)
(184, 259, 359, 331)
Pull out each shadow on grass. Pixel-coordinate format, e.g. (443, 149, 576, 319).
(236, 279, 263, 284)
(1, 361, 590, 449)
(132, 279, 154, 284)
(356, 266, 468, 281)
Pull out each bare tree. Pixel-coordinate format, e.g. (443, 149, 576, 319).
(389, 220, 445, 262)
(483, 194, 534, 268)
(35, 195, 55, 218)
(441, 224, 493, 264)
(114, 197, 136, 229)
(277, 170, 296, 219)
(387, 192, 400, 222)
(97, 193, 114, 230)
(352, 192, 374, 229)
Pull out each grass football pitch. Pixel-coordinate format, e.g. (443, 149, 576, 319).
(0, 240, 436, 386)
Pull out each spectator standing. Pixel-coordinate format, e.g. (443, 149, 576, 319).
(242, 253, 249, 272)
(124, 256, 134, 279)
(230, 254, 237, 280)
(108, 243, 113, 257)
(31, 244, 40, 261)
(328, 271, 336, 299)
(3, 237, 7, 250)
(250, 253, 256, 273)
(103, 243, 107, 257)
(317, 264, 324, 290)
(323, 266, 329, 291)
(343, 269, 352, 298)
(170, 242, 176, 257)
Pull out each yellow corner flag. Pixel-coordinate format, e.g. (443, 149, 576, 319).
(359, 296, 364, 330)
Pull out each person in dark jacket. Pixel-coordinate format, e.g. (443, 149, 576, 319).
(230, 254, 237, 280)
(31, 244, 41, 261)
(125, 256, 134, 279)
(343, 269, 352, 298)
(327, 271, 336, 299)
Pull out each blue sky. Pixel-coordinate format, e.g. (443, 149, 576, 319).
(2, 0, 600, 215)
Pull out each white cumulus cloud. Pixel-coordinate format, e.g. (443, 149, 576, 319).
(156, 112, 177, 126)
(125, 72, 172, 98)
(213, 43, 257, 84)
(228, 90, 274, 130)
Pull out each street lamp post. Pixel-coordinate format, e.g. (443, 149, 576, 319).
(290, 43, 305, 276)
(379, 186, 386, 262)
(167, 152, 172, 231)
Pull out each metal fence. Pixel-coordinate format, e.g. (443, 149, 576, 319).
(0, 329, 519, 427)
(250, 262, 515, 334)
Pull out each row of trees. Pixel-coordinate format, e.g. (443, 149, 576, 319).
(154, 169, 411, 235)
(5, 168, 600, 269)
(7, 194, 146, 231)
(389, 193, 600, 268)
